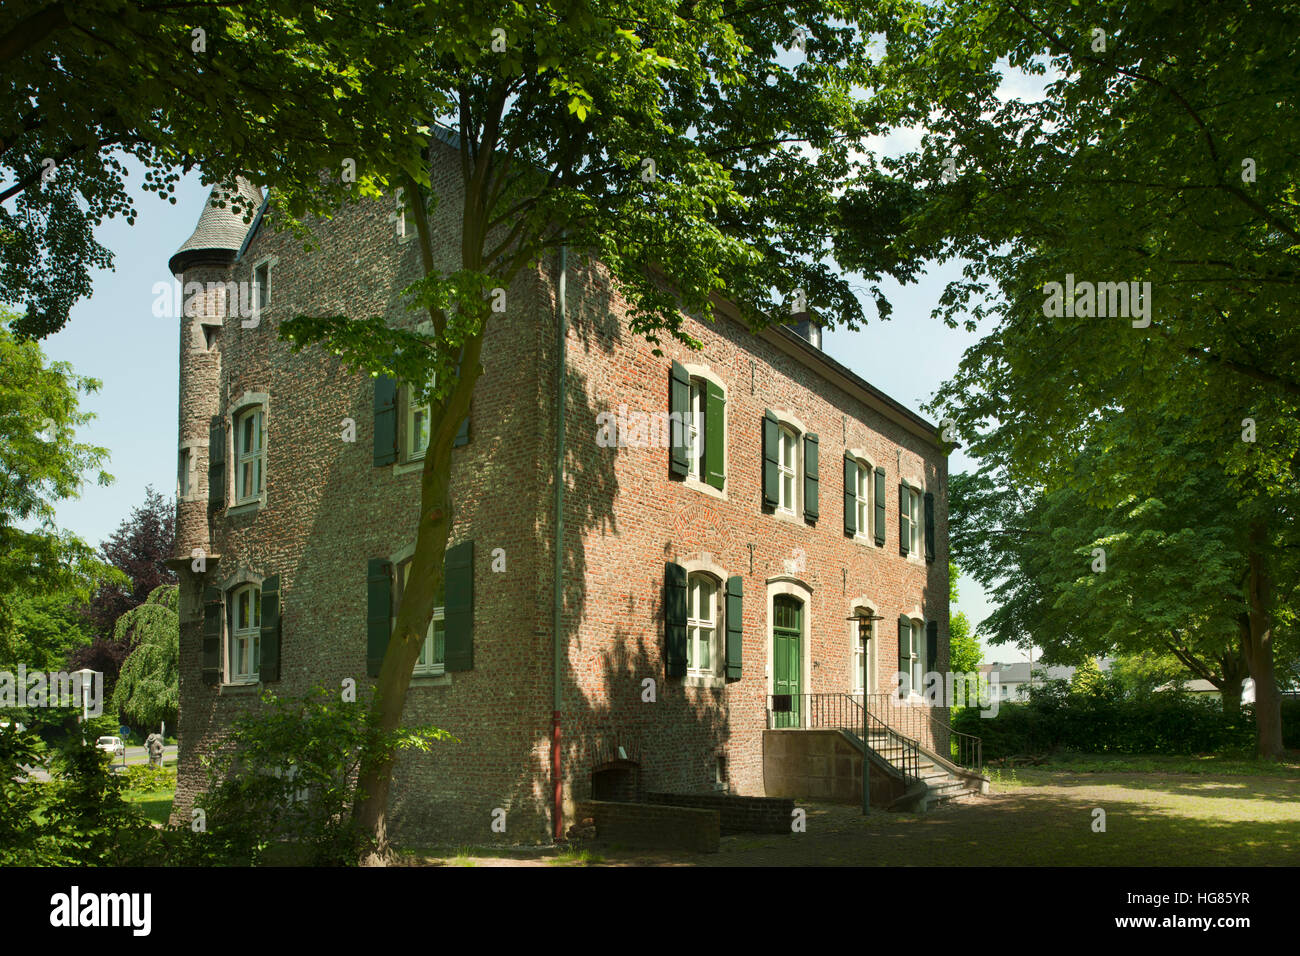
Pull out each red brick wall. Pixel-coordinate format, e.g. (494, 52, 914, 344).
(171, 142, 949, 846)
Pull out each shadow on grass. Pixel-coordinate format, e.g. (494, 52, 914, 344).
(1009, 769, 1300, 803)
(533, 777, 1300, 866)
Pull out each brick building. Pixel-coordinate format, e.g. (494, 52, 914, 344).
(167, 145, 951, 845)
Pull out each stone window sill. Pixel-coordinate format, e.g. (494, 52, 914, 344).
(773, 510, 804, 528)
(220, 681, 261, 696)
(682, 475, 727, 502)
(684, 673, 726, 690)
(226, 499, 266, 518)
(410, 672, 452, 688)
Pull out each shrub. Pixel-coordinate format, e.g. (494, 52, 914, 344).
(0, 716, 159, 865)
(182, 686, 453, 866)
(121, 763, 175, 793)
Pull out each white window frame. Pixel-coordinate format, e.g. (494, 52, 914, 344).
(396, 558, 445, 676)
(404, 391, 431, 462)
(230, 584, 261, 684)
(910, 489, 922, 555)
(777, 425, 798, 515)
(850, 610, 876, 695)
(687, 380, 704, 480)
(854, 459, 871, 542)
(686, 573, 718, 677)
(234, 406, 265, 505)
(907, 617, 925, 698)
(401, 362, 438, 463)
(901, 482, 923, 557)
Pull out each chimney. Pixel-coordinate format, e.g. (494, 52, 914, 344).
(790, 311, 823, 350)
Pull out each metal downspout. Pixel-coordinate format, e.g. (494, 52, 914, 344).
(551, 241, 568, 842)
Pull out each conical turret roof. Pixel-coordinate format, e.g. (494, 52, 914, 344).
(168, 177, 265, 274)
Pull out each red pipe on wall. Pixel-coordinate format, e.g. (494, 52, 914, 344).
(551, 710, 562, 840)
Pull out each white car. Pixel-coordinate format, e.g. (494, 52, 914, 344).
(95, 736, 126, 759)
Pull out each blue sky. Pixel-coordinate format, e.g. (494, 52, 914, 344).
(35, 160, 1026, 664)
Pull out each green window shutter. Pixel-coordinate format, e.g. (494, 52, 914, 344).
(259, 574, 282, 682)
(669, 361, 690, 476)
(664, 562, 688, 678)
(207, 416, 225, 512)
(201, 587, 223, 686)
(704, 378, 725, 490)
(898, 615, 912, 680)
(453, 413, 470, 447)
(924, 491, 936, 563)
(373, 376, 398, 466)
(366, 559, 392, 677)
(843, 457, 857, 536)
(761, 410, 779, 509)
(899, 482, 910, 555)
(724, 575, 743, 681)
(926, 620, 938, 672)
(802, 433, 819, 522)
(873, 466, 887, 546)
(444, 540, 474, 671)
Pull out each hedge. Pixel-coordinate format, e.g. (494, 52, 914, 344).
(952, 695, 1299, 758)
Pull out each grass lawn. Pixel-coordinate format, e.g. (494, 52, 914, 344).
(123, 787, 175, 826)
(989, 751, 1300, 777)
(401, 758, 1300, 866)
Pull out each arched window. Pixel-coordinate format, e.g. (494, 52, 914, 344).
(686, 573, 718, 675)
(230, 584, 261, 682)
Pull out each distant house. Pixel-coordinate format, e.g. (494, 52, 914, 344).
(979, 659, 1112, 701)
(1155, 677, 1256, 704)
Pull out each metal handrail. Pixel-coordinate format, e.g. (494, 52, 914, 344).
(770, 693, 924, 786)
(852, 692, 983, 772)
(931, 713, 983, 772)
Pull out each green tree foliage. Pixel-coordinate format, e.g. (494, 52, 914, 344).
(948, 561, 981, 675)
(110, 585, 179, 730)
(71, 488, 176, 694)
(0, 588, 94, 674)
(1, 0, 429, 338)
(950, 411, 1293, 736)
(842, 1, 1300, 756)
(1109, 650, 1203, 700)
(0, 312, 123, 641)
(1070, 656, 1104, 697)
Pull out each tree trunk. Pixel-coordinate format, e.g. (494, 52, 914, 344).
(1242, 524, 1285, 759)
(1218, 646, 1249, 715)
(351, 369, 478, 861)
(350, 143, 497, 861)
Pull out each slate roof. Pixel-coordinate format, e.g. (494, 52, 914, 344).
(168, 177, 265, 274)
